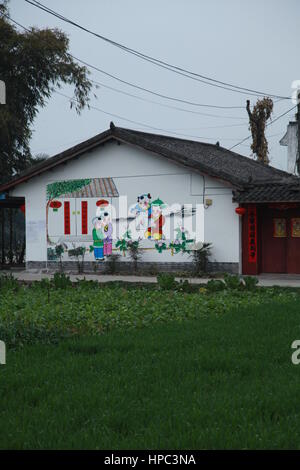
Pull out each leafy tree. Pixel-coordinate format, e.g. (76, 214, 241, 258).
(0, 2, 92, 184)
(246, 98, 273, 165)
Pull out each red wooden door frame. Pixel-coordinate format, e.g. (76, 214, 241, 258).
(242, 203, 300, 274)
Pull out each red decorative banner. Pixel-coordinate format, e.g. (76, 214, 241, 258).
(81, 201, 88, 235)
(248, 206, 257, 263)
(64, 201, 70, 235)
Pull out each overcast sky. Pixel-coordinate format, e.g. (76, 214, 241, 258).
(9, 0, 300, 170)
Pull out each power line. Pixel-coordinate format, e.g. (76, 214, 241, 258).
(229, 135, 252, 150)
(164, 123, 247, 130)
(5, 14, 249, 121)
(74, 58, 248, 119)
(24, 0, 290, 100)
(89, 78, 250, 121)
(229, 105, 297, 150)
(54, 90, 245, 142)
(238, 132, 284, 148)
(90, 77, 244, 111)
(4, 12, 294, 149)
(78, 79, 245, 121)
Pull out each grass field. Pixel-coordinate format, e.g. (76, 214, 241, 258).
(1, 280, 300, 449)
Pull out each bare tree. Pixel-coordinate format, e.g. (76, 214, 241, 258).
(246, 98, 273, 165)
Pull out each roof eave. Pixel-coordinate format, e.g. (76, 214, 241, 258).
(0, 130, 114, 193)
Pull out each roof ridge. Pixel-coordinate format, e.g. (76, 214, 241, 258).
(0, 125, 299, 194)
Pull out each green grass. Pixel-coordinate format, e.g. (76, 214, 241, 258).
(1, 294, 300, 449)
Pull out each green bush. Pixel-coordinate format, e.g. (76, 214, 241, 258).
(0, 273, 19, 291)
(76, 277, 99, 289)
(0, 319, 66, 348)
(189, 242, 212, 275)
(52, 272, 72, 289)
(68, 246, 86, 273)
(224, 273, 242, 290)
(39, 278, 51, 289)
(127, 240, 142, 272)
(243, 276, 259, 290)
(177, 279, 194, 293)
(157, 273, 177, 290)
(0, 282, 299, 349)
(206, 279, 225, 292)
(55, 244, 65, 272)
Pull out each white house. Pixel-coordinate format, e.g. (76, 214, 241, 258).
(1, 123, 300, 274)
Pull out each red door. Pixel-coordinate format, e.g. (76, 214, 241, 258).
(260, 207, 300, 273)
(261, 209, 287, 273)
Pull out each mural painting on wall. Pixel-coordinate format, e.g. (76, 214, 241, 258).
(130, 193, 152, 232)
(126, 194, 195, 256)
(46, 179, 196, 262)
(169, 226, 194, 255)
(46, 178, 117, 261)
(91, 200, 113, 261)
(146, 198, 166, 240)
(46, 178, 92, 245)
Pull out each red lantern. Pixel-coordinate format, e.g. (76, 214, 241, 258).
(20, 204, 25, 215)
(235, 207, 246, 216)
(96, 199, 109, 208)
(50, 200, 62, 212)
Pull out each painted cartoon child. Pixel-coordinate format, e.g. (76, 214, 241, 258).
(92, 215, 104, 260)
(96, 199, 113, 256)
(130, 193, 151, 230)
(146, 198, 166, 240)
(103, 209, 113, 256)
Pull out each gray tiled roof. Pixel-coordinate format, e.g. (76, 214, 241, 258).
(114, 127, 296, 188)
(0, 124, 299, 203)
(233, 183, 300, 203)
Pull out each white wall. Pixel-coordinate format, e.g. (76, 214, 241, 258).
(11, 139, 239, 264)
(280, 122, 298, 175)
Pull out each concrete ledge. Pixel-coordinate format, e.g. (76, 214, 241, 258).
(26, 260, 239, 274)
(207, 262, 239, 274)
(3, 271, 300, 287)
